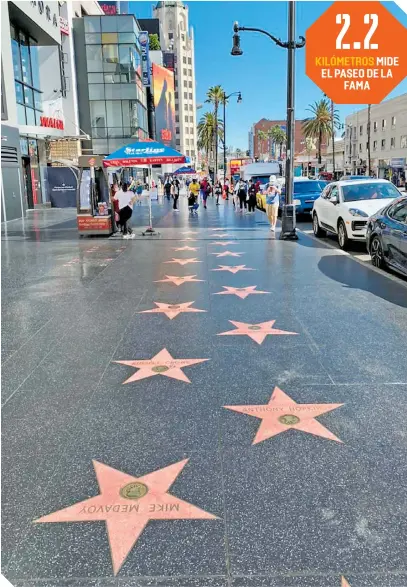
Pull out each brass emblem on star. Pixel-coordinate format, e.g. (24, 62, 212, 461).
(120, 482, 148, 500)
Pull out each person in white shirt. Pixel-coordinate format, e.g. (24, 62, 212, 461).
(114, 183, 136, 239)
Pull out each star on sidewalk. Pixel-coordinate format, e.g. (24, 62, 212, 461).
(139, 302, 206, 320)
(224, 386, 344, 445)
(173, 246, 200, 251)
(164, 258, 201, 266)
(212, 265, 255, 274)
(218, 320, 298, 344)
(115, 348, 209, 383)
(34, 459, 217, 576)
(155, 275, 204, 286)
(211, 251, 244, 258)
(209, 241, 238, 246)
(214, 286, 270, 299)
(341, 579, 351, 587)
(210, 228, 227, 231)
(180, 237, 197, 242)
(212, 233, 232, 238)
(182, 231, 199, 234)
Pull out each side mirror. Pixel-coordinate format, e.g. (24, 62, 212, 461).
(330, 195, 338, 204)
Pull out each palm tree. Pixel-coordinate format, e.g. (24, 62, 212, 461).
(205, 85, 225, 179)
(235, 148, 243, 158)
(257, 130, 268, 160)
(302, 98, 340, 165)
(197, 111, 223, 169)
(269, 126, 287, 159)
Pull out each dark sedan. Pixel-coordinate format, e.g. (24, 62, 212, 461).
(366, 195, 407, 277)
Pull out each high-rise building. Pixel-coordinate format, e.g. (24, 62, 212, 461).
(153, 1, 197, 164)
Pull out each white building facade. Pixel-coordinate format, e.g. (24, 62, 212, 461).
(153, 1, 197, 164)
(1, 0, 103, 221)
(344, 93, 407, 185)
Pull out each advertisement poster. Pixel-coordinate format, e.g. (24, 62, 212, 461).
(152, 63, 176, 149)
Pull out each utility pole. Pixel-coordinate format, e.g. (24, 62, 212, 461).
(280, 0, 297, 240)
(367, 104, 371, 176)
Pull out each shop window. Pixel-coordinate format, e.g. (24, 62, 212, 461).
(86, 45, 103, 72)
(85, 33, 102, 44)
(10, 25, 42, 126)
(84, 17, 101, 33)
(20, 137, 29, 156)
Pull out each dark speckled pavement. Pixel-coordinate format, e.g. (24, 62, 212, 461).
(2, 196, 407, 587)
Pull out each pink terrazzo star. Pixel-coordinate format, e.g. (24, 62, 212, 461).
(211, 251, 244, 258)
(173, 246, 199, 251)
(209, 241, 238, 246)
(115, 348, 209, 383)
(213, 286, 270, 299)
(211, 265, 255, 274)
(155, 275, 204, 286)
(218, 320, 298, 344)
(139, 302, 206, 320)
(164, 258, 201, 266)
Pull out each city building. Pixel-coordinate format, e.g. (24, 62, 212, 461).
(72, 13, 149, 158)
(324, 137, 345, 176)
(252, 118, 308, 160)
(344, 94, 407, 184)
(153, 1, 197, 164)
(1, 0, 103, 222)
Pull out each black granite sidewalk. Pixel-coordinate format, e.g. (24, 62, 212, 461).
(2, 198, 407, 587)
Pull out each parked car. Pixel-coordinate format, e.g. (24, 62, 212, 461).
(366, 195, 407, 277)
(339, 175, 374, 181)
(280, 179, 328, 214)
(312, 179, 401, 249)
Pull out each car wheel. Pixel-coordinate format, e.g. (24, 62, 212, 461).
(312, 213, 325, 237)
(370, 235, 385, 269)
(337, 219, 349, 250)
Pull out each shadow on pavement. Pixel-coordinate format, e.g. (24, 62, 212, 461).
(318, 254, 407, 308)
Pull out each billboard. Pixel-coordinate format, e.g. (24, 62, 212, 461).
(152, 63, 176, 149)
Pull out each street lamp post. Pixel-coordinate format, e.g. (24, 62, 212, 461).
(223, 91, 242, 184)
(231, 1, 305, 240)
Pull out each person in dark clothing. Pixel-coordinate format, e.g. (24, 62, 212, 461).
(248, 180, 257, 213)
(237, 180, 247, 211)
(164, 180, 172, 200)
(215, 181, 222, 205)
(172, 178, 180, 210)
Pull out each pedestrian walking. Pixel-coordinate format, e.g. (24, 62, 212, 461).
(215, 181, 222, 205)
(172, 177, 180, 211)
(237, 179, 248, 212)
(248, 179, 257, 213)
(164, 179, 172, 201)
(265, 174, 281, 232)
(203, 182, 211, 209)
(114, 183, 136, 239)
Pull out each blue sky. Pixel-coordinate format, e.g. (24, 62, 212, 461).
(129, 1, 407, 151)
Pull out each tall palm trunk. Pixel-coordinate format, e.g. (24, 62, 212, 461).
(214, 101, 218, 181)
(367, 104, 371, 177)
(318, 129, 322, 165)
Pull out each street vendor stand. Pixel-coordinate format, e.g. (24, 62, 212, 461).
(76, 155, 113, 237)
(103, 140, 186, 235)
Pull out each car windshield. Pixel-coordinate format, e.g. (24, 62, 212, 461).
(293, 181, 327, 194)
(342, 182, 400, 202)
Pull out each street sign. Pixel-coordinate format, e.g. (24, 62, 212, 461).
(306, 1, 407, 104)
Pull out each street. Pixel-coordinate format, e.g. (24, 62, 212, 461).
(2, 195, 407, 587)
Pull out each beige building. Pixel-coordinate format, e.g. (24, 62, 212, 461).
(153, 1, 197, 164)
(324, 138, 345, 175)
(344, 94, 407, 179)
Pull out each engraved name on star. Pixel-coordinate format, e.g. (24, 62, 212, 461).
(139, 302, 206, 320)
(218, 320, 298, 344)
(115, 348, 209, 384)
(213, 286, 270, 299)
(212, 265, 255, 274)
(155, 275, 204, 286)
(34, 459, 217, 576)
(211, 251, 244, 258)
(224, 386, 344, 445)
(173, 246, 200, 251)
(164, 258, 201, 266)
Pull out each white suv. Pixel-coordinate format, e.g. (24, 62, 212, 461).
(312, 179, 401, 249)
